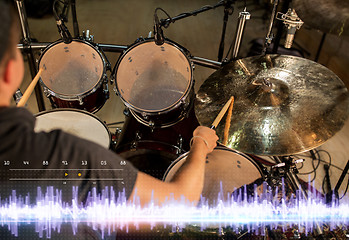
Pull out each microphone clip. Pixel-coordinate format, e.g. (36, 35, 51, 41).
(276, 8, 303, 30)
(153, 8, 168, 45)
(276, 8, 303, 48)
(56, 19, 73, 44)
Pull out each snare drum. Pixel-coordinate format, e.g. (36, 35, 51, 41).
(113, 39, 194, 128)
(34, 109, 110, 149)
(163, 146, 265, 204)
(38, 40, 108, 113)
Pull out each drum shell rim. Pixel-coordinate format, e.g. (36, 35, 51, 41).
(113, 38, 194, 116)
(34, 108, 111, 149)
(162, 145, 265, 181)
(128, 86, 195, 128)
(38, 39, 107, 100)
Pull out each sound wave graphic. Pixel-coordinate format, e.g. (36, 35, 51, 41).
(1, 184, 348, 239)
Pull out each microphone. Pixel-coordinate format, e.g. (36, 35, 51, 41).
(14, 89, 23, 105)
(276, 8, 303, 49)
(56, 19, 73, 44)
(285, 25, 297, 49)
(154, 22, 164, 45)
(153, 9, 164, 45)
(53, 0, 72, 44)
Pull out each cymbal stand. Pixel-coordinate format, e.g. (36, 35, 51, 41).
(261, 0, 279, 55)
(15, 0, 46, 111)
(273, 156, 325, 238)
(229, 8, 250, 61)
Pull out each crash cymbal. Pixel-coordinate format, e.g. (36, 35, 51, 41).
(195, 54, 349, 156)
(293, 0, 349, 36)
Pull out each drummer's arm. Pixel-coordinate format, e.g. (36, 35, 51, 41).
(129, 126, 218, 206)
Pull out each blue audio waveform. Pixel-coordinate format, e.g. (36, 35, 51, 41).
(0, 183, 348, 239)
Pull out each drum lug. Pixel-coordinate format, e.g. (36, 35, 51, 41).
(141, 112, 149, 120)
(83, 30, 94, 42)
(111, 128, 122, 151)
(131, 131, 141, 149)
(134, 37, 145, 44)
(43, 88, 51, 98)
(176, 134, 183, 154)
(78, 96, 84, 105)
(103, 76, 110, 99)
(113, 84, 118, 96)
(180, 99, 190, 118)
(123, 108, 130, 117)
(148, 120, 155, 131)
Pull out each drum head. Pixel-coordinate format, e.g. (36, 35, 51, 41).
(34, 109, 110, 148)
(115, 40, 192, 113)
(39, 41, 104, 96)
(163, 146, 263, 204)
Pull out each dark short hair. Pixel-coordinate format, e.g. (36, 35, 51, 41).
(0, 0, 20, 72)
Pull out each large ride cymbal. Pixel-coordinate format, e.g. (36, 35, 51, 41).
(293, 0, 349, 36)
(195, 55, 349, 156)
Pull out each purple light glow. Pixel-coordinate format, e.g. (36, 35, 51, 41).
(0, 184, 348, 239)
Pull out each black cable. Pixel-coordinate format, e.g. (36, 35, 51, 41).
(295, 151, 318, 176)
(106, 121, 124, 126)
(224, 37, 235, 60)
(339, 175, 349, 200)
(53, 0, 68, 21)
(159, 1, 225, 28)
(154, 7, 173, 28)
(316, 159, 348, 173)
(293, 149, 349, 198)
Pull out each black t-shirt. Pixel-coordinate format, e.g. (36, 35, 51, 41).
(0, 107, 139, 239)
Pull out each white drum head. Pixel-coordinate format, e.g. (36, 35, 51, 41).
(39, 41, 104, 96)
(164, 147, 263, 204)
(116, 41, 192, 112)
(34, 109, 110, 148)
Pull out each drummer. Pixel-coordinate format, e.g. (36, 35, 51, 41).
(0, 0, 218, 208)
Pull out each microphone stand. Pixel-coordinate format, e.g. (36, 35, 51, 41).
(217, 0, 234, 62)
(261, 0, 279, 55)
(334, 160, 349, 202)
(159, 1, 226, 27)
(272, 0, 290, 53)
(15, 0, 46, 112)
(70, 0, 80, 38)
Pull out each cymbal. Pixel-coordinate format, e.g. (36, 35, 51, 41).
(195, 55, 349, 156)
(293, 0, 349, 36)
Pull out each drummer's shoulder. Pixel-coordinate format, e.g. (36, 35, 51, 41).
(0, 106, 35, 123)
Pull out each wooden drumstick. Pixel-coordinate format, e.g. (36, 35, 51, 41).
(17, 68, 43, 107)
(223, 96, 235, 145)
(211, 96, 234, 129)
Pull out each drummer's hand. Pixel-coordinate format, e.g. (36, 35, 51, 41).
(192, 126, 218, 154)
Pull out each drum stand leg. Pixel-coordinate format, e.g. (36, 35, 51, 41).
(273, 156, 325, 238)
(15, 0, 46, 111)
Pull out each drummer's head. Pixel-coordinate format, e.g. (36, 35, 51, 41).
(0, 0, 23, 107)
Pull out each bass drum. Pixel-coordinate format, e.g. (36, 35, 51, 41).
(114, 107, 199, 180)
(34, 109, 110, 149)
(113, 39, 194, 128)
(163, 146, 265, 205)
(38, 40, 109, 113)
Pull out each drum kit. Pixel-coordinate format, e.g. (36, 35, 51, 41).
(16, 0, 349, 221)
